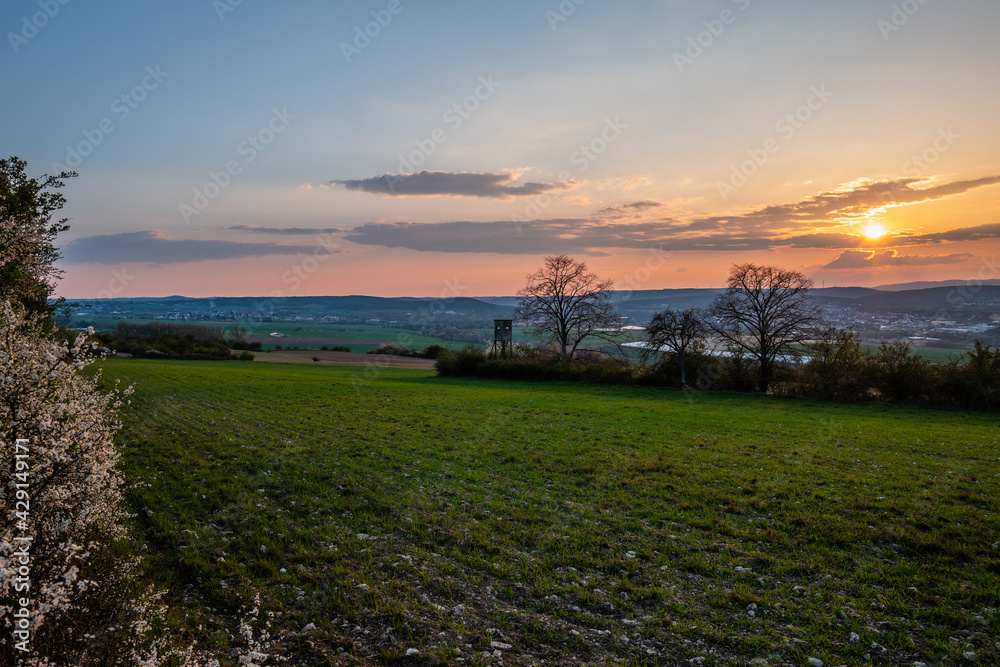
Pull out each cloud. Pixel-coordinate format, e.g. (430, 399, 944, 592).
(338, 219, 864, 255)
(61, 231, 335, 265)
(778, 232, 875, 249)
(721, 175, 1000, 232)
(228, 225, 342, 235)
(905, 222, 1000, 244)
(821, 249, 974, 269)
(327, 170, 574, 199)
(667, 175, 1000, 238)
(597, 200, 665, 217)
(344, 218, 788, 255)
(343, 219, 609, 255)
(339, 174, 1000, 255)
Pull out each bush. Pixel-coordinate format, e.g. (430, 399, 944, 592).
(1, 303, 139, 664)
(421, 344, 447, 359)
(579, 358, 636, 384)
(944, 341, 1000, 410)
(371, 344, 444, 359)
(871, 342, 932, 403)
(331, 345, 351, 352)
(97, 323, 237, 359)
(432, 333, 1000, 412)
(639, 349, 719, 389)
(436, 345, 638, 384)
(370, 344, 408, 356)
(435, 344, 487, 376)
(714, 348, 758, 393)
(802, 328, 871, 401)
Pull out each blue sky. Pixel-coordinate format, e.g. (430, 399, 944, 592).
(4, 0, 999, 297)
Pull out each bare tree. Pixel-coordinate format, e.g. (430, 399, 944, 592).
(516, 255, 621, 362)
(645, 307, 706, 388)
(708, 263, 821, 392)
(227, 324, 249, 342)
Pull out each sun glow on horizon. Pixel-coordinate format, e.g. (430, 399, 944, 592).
(862, 223, 888, 240)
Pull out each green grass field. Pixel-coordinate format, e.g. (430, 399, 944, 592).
(859, 344, 967, 364)
(103, 359, 1000, 666)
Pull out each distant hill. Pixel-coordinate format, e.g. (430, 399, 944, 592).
(141, 295, 197, 301)
(68, 284, 1000, 323)
(812, 287, 882, 299)
(474, 296, 520, 307)
(874, 279, 1000, 291)
(72, 294, 516, 317)
(208, 295, 518, 316)
(852, 285, 1000, 309)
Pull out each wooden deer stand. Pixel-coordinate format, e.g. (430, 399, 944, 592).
(490, 319, 513, 357)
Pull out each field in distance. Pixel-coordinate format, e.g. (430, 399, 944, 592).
(255, 349, 436, 368)
(104, 359, 999, 666)
(71, 318, 481, 353)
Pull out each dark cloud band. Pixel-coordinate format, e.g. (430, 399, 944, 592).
(228, 225, 343, 235)
(822, 249, 974, 269)
(327, 170, 574, 199)
(61, 231, 335, 265)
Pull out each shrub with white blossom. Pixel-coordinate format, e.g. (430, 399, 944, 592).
(0, 301, 144, 664)
(2, 156, 285, 665)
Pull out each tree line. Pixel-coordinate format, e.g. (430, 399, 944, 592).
(94, 321, 256, 359)
(436, 255, 1000, 411)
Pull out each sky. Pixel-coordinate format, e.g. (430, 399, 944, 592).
(4, 0, 1000, 299)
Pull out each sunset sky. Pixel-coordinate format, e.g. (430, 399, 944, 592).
(4, 0, 999, 299)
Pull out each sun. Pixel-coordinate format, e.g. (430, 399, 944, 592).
(862, 223, 887, 240)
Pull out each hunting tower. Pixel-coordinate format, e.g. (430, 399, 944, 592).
(491, 319, 513, 357)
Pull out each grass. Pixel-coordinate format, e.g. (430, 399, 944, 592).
(254, 349, 435, 369)
(102, 359, 1000, 666)
(858, 343, 968, 363)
